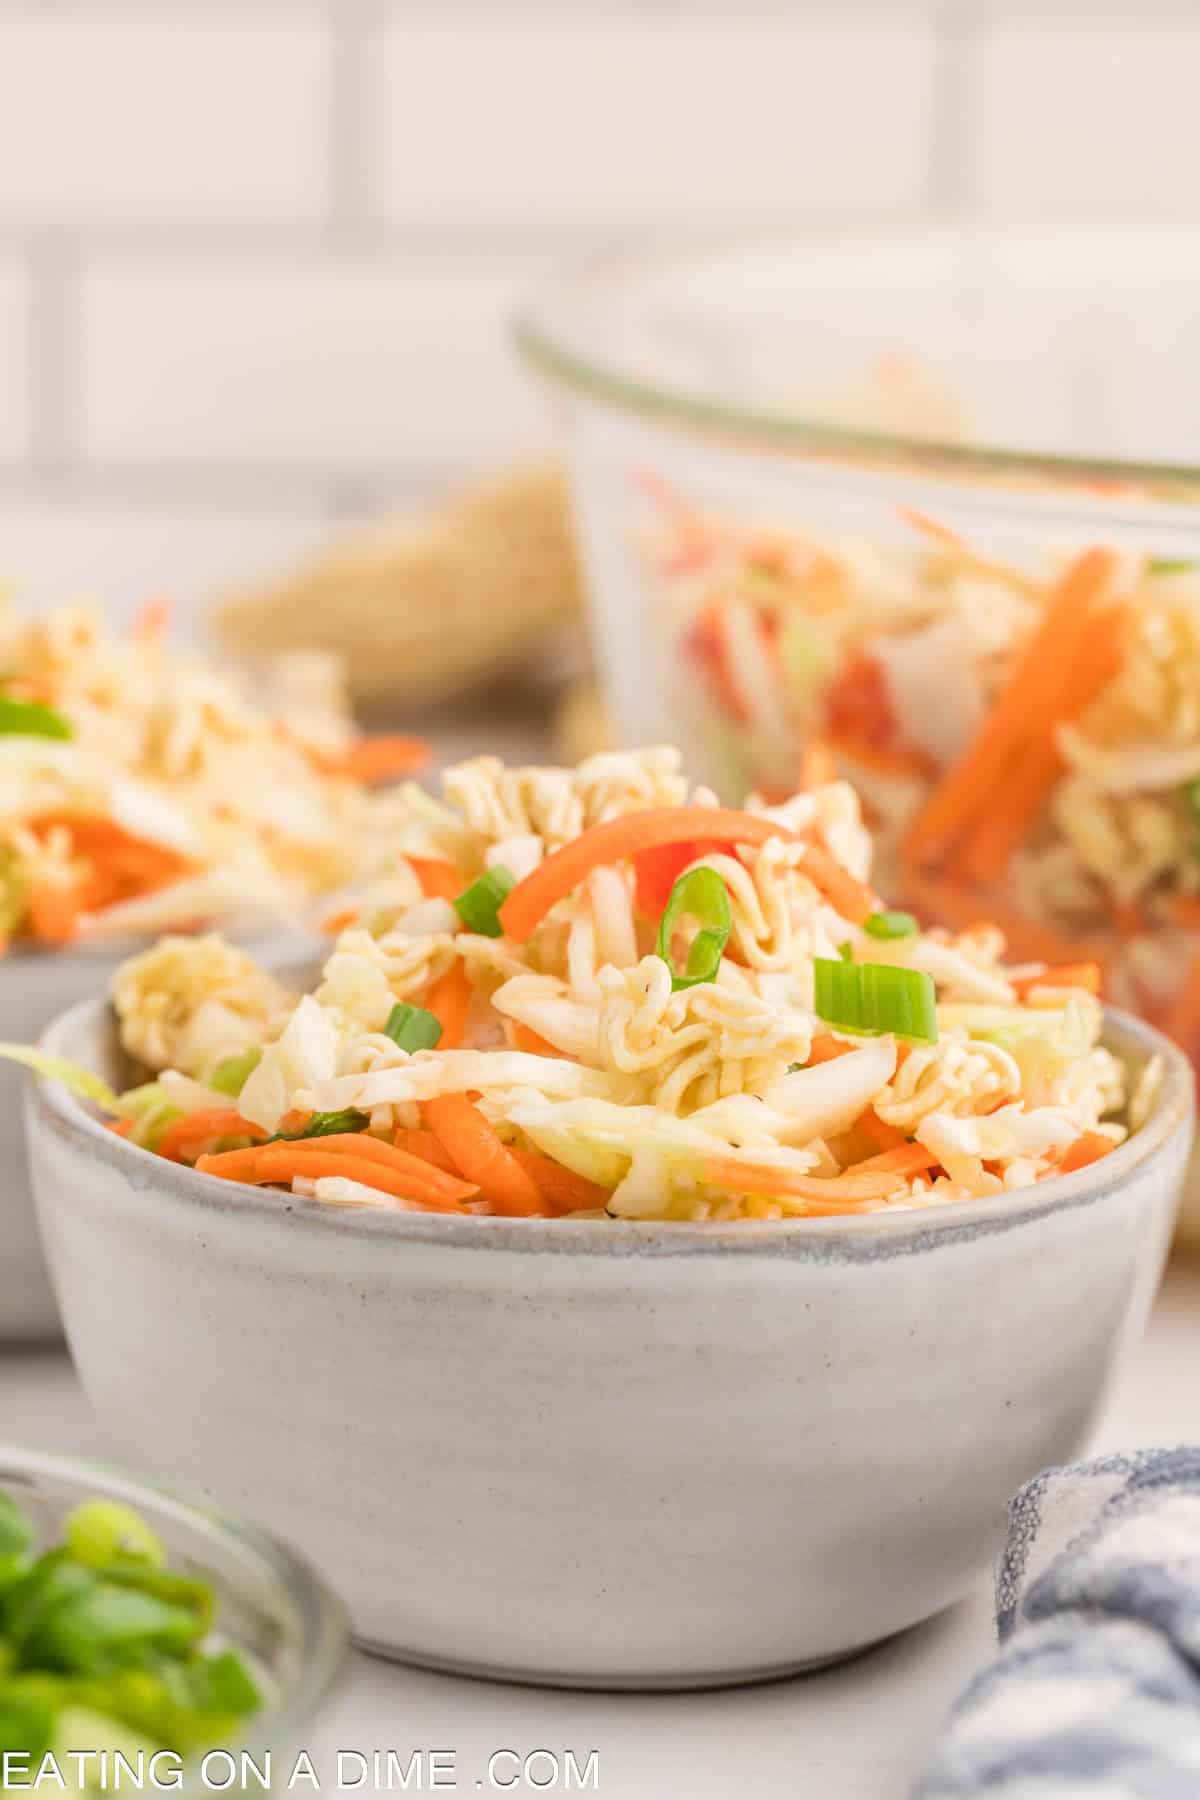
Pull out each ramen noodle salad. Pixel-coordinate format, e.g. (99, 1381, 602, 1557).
(15, 747, 1160, 1224)
(641, 492, 1200, 1074)
(0, 600, 425, 945)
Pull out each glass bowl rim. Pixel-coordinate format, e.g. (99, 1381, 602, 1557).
(515, 221, 1200, 499)
(0, 1442, 348, 1760)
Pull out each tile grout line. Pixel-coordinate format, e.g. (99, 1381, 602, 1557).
(328, 0, 377, 244)
(25, 234, 80, 483)
(926, 1, 983, 222)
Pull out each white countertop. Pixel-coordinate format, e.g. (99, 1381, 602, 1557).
(5, 1264, 1199, 1800)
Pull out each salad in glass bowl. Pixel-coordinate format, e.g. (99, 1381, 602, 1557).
(19, 747, 1159, 1223)
(640, 491, 1200, 1073)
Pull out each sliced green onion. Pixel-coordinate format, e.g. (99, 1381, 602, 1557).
(1149, 557, 1197, 576)
(208, 1048, 261, 1097)
(0, 1492, 33, 1581)
(814, 957, 937, 1044)
(454, 865, 515, 937)
(656, 866, 732, 991)
(384, 1002, 442, 1053)
(0, 1045, 118, 1111)
(66, 1501, 165, 1573)
(863, 909, 918, 941)
(267, 1107, 369, 1144)
(0, 696, 71, 740)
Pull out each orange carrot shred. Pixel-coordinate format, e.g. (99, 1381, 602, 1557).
(422, 1094, 545, 1216)
(512, 1023, 561, 1057)
(1011, 963, 1102, 999)
(274, 1131, 476, 1201)
(196, 1143, 475, 1211)
(327, 735, 429, 784)
(846, 1144, 941, 1178)
(408, 856, 463, 902)
(799, 738, 839, 790)
(158, 1109, 265, 1163)
(499, 807, 800, 943)
(132, 597, 172, 643)
(425, 962, 471, 1050)
(507, 1147, 609, 1215)
(857, 1108, 906, 1153)
(703, 1156, 906, 1202)
(903, 547, 1120, 872)
(393, 1128, 460, 1174)
(1058, 1132, 1115, 1175)
(796, 842, 876, 926)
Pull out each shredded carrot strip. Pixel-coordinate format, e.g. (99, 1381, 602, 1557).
(196, 1144, 474, 1211)
(158, 1109, 266, 1163)
(280, 1131, 477, 1201)
(106, 1118, 134, 1138)
(896, 505, 965, 550)
(393, 1128, 460, 1174)
(1170, 895, 1200, 932)
(703, 1157, 908, 1202)
(320, 735, 430, 784)
(1011, 963, 1102, 999)
(512, 1023, 560, 1057)
(276, 1109, 312, 1136)
(845, 1144, 941, 1178)
(422, 1094, 544, 1216)
(425, 962, 471, 1050)
(27, 815, 192, 915)
(799, 738, 839, 790)
(321, 907, 358, 936)
(499, 807, 796, 943)
(903, 547, 1120, 871)
(1058, 1132, 1115, 1175)
(507, 1147, 609, 1215)
(797, 843, 876, 926)
(408, 856, 463, 902)
(807, 1033, 853, 1065)
(132, 597, 172, 643)
(827, 735, 934, 779)
(857, 1108, 906, 1153)
(27, 879, 84, 944)
(958, 604, 1128, 882)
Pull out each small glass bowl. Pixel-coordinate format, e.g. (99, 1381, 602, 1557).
(0, 1444, 347, 1784)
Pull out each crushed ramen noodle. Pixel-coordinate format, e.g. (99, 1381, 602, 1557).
(14, 749, 1145, 1224)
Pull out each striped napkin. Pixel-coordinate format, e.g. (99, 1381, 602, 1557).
(914, 1449, 1200, 1797)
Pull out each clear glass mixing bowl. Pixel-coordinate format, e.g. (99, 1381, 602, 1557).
(518, 226, 1200, 1083)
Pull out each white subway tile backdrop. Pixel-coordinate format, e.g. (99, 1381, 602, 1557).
(0, 2, 1194, 632)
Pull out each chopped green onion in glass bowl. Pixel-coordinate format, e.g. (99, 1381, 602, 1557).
(0, 1446, 346, 1789)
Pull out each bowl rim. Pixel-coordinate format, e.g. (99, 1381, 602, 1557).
(0, 1442, 348, 1753)
(29, 995, 1196, 1261)
(515, 222, 1200, 503)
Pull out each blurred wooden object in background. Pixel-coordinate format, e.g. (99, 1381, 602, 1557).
(215, 466, 585, 708)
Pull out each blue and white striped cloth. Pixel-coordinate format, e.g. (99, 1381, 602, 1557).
(914, 1450, 1200, 1797)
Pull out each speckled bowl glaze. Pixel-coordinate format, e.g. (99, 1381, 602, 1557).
(0, 929, 318, 1343)
(27, 999, 1194, 1690)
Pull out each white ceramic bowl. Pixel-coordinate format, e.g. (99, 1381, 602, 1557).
(0, 929, 319, 1343)
(27, 997, 1193, 1690)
